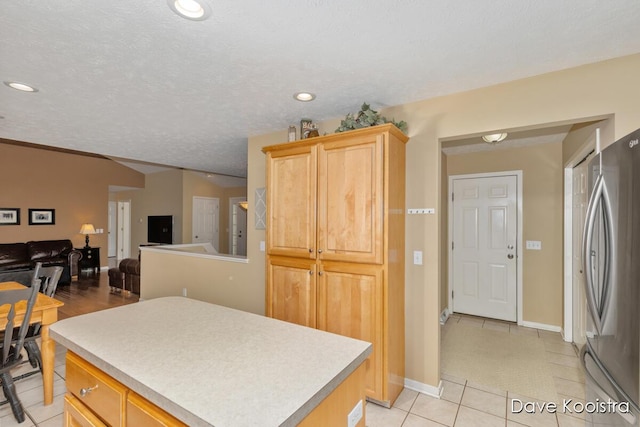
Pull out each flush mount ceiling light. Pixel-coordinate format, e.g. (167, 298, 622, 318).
(3, 81, 38, 92)
(482, 133, 508, 144)
(293, 92, 316, 102)
(167, 0, 212, 21)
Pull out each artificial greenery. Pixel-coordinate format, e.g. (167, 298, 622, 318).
(335, 103, 408, 134)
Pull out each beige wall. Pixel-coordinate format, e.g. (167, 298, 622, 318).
(445, 141, 564, 326)
(141, 251, 261, 313)
(0, 141, 144, 266)
(115, 169, 184, 253)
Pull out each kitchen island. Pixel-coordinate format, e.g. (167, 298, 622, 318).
(50, 297, 372, 426)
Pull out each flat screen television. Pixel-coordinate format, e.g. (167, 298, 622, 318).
(148, 215, 173, 244)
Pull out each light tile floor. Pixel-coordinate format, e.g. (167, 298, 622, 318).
(0, 342, 67, 427)
(2, 314, 585, 426)
(366, 313, 587, 427)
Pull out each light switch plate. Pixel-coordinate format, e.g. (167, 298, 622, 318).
(413, 250, 423, 265)
(526, 240, 542, 250)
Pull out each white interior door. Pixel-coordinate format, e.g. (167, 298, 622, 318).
(117, 200, 131, 260)
(192, 197, 219, 251)
(451, 175, 518, 321)
(108, 201, 116, 257)
(572, 159, 590, 346)
(229, 197, 247, 256)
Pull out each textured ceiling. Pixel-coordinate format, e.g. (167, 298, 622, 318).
(2, 1, 640, 177)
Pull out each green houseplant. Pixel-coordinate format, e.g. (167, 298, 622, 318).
(335, 103, 408, 134)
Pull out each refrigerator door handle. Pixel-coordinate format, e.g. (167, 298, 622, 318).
(581, 346, 639, 425)
(583, 173, 605, 333)
(582, 173, 614, 334)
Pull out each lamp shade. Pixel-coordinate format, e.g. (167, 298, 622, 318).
(79, 223, 96, 235)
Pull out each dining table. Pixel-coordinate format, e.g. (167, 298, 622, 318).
(0, 281, 64, 405)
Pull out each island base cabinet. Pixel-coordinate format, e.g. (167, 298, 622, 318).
(64, 394, 107, 427)
(66, 352, 126, 427)
(127, 391, 188, 427)
(298, 362, 367, 427)
(64, 351, 187, 427)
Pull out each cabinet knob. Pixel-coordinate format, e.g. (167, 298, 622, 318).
(318, 271, 323, 276)
(309, 270, 313, 275)
(309, 248, 313, 253)
(80, 384, 99, 397)
(318, 249, 323, 254)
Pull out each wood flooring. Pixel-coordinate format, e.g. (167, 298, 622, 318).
(55, 270, 139, 320)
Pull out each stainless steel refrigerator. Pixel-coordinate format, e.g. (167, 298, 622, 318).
(582, 128, 640, 426)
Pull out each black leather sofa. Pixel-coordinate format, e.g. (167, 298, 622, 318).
(0, 240, 82, 285)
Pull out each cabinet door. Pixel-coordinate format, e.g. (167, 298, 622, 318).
(267, 256, 317, 328)
(127, 391, 188, 427)
(266, 144, 317, 258)
(317, 262, 383, 400)
(317, 133, 383, 264)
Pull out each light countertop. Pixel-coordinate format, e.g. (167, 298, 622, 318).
(50, 297, 372, 426)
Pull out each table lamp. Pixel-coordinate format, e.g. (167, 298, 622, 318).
(79, 223, 97, 248)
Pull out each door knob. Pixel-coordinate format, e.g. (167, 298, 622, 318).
(507, 254, 514, 259)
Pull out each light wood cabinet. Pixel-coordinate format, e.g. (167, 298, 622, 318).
(64, 394, 107, 427)
(266, 256, 317, 328)
(64, 351, 187, 427)
(264, 123, 407, 405)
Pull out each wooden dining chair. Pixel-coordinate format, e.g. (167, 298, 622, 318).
(22, 265, 63, 373)
(0, 278, 41, 423)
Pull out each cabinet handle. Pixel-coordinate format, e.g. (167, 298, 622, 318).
(80, 385, 99, 397)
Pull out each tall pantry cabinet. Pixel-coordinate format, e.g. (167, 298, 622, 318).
(262, 123, 407, 406)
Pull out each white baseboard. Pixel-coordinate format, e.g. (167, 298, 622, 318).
(404, 378, 443, 399)
(519, 320, 562, 333)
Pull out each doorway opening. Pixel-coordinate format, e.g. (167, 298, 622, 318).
(228, 197, 247, 256)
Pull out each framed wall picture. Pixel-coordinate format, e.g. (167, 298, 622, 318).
(0, 208, 20, 225)
(28, 208, 55, 225)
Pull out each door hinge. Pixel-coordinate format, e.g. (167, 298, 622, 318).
(452, 290, 454, 299)
(452, 193, 454, 202)
(452, 241, 454, 250)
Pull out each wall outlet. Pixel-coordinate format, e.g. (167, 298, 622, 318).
(259, 240, 265, 251)
(347, 399, 363, 427)
(182, 287, 187, 297)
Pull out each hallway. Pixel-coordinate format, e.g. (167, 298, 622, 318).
(366, 313, 586, 427)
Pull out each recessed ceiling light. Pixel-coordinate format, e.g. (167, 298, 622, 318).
(167, 0, 212, 21)
(4, 81, 38, 92)
(294, 92, 316, 102)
